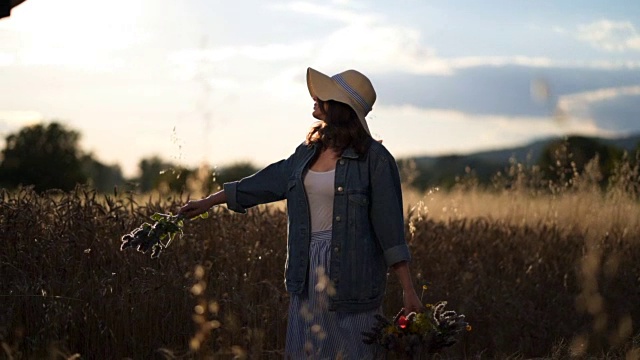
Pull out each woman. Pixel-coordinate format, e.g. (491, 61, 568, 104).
(179, 67, 423, 359)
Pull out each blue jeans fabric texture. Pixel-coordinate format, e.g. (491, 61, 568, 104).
(223, 139, 411, 312)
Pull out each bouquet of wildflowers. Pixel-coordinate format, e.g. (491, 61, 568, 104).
(362, 287, 470, 359)
(120, 212, 207, 258)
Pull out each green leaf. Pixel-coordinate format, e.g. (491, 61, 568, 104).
(150, 213, 164, 221)
(199, 211, 209, 219)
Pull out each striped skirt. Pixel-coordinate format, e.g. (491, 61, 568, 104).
(285, 229, 380, 359)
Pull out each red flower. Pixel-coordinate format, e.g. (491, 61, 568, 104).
(398, 315, 408, 329)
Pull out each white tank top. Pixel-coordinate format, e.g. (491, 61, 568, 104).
(303, 168, 335, 233)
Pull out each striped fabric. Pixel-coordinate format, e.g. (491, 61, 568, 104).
(285, 229, 381, 359)
(331, 74, 372, 113)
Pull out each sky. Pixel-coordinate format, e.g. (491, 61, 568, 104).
(1, 0, 639, 177)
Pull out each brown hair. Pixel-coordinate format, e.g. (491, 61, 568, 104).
(305, 100, 372, 155)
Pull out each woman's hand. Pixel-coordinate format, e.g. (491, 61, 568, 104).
(178, 190, 227, 219)
(178, 198, 213, 219)
(391, 261, 425, 314)
(402, 290, 424, 314)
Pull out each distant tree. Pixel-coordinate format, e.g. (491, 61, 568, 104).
(132, 159, 258, 194)
(537, 135, 623, 187)
(136, 156, 192, 193)
(0, 122, 87, 191)
(215, 161, 259, 186)
(408, 155, 501, 191)
(81, 154, 125, 193)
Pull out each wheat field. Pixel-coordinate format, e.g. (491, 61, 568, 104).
(2, 159, 640, 359)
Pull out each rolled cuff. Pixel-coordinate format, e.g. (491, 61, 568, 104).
(223, 181, 247, 214)
(383, 244, 411, 267)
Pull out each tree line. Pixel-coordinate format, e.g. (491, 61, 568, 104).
(0, 122, 258, 193)
(1, 121, 639, 193)
(406, 135, 640, 192)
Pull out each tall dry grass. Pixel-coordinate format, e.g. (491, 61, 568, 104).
(1, 154, 640, 359)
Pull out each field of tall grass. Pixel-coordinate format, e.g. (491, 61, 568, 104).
(2, 156, 640, 359)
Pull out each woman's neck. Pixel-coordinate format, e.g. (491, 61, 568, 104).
(309, 147, 340, 172)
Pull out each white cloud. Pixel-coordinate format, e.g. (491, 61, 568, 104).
(271, 1, 378, 25)
(370, 105, 609, 158)
(449, 56, 555, 69)
(169, 42, 314, 67)
(171, 4, 640, 81)
(556, 86, 640, 119)
(577, 20, 640, 52)
(0, 0, 158, 69)
(312, 22, 448, 74)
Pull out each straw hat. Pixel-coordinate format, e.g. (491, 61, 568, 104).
(306, 67, 376, 135)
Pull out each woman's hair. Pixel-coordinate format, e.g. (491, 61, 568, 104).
(306, 100, 372, 155)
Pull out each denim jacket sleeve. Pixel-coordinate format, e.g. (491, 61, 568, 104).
(222, 145, 301, 213)
(369, 145, 411, 266)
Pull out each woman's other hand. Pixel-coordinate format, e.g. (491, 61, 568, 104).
(402, 290, 424, 314)
(391, 261, 425, 314)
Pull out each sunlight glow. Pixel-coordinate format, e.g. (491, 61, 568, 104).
(0, 0, 148, 68)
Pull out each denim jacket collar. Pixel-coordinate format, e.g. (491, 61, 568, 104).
(308, 142, 360, 160)
(341, 146, 359, 159)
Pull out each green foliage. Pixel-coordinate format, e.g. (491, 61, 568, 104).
(81, 154, 125, 193)
(132, 158, 258, 193)
(407, 156, 503, 191)
(362, 303, 469, 357)
(403, 135, 633, 192)
(0, 122, 87, 191)
(214, 161, 259, 186)
(120, 211, 210, 258)
(135, 156, 192, 192)
(537, 135, 624, 188)
(120, 212, 185, 258)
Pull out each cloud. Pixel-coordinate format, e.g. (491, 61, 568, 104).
(555, 86, 640, 132)
(577, 20, 640, 52)
(172, 42, 314, 64)
(178, 3, 640, 79)
(370, 104, 608, 158)
(280, 2, 640, 72)
(0, 0, 149, 69)
(558, 86, 640, 107)
(270, 1, 378, 25)
(375, 65, 640, 119)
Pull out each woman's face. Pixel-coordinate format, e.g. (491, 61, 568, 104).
(312, 97, 328, 121)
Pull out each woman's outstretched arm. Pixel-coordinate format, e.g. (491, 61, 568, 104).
(178, 190, 227, 219)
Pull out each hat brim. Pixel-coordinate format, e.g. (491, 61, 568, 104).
(306, 67, 371, 135)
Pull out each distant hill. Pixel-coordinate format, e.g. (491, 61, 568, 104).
(404, 133, 640, 189)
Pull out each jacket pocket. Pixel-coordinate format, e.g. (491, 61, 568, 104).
(348, 193, 368, 206)
(348, 193, 370, 233)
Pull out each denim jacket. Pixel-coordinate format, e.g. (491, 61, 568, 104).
(223, 139, 411, 312)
